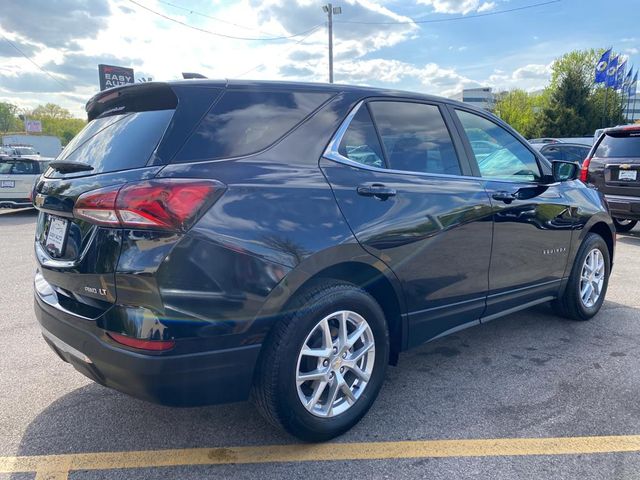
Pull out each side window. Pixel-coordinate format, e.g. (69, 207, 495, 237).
(368, 101, 461, 175)
(542, 146, 565, 161)
(338, 106, 385, 168)
(176, 90, 333, 162)
(456, 110, 541, 182)
(567, 146, 589, 162)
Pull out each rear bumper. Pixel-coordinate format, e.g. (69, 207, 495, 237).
(0, 198, 31, 208)
(604, 194, 640, 220)
(34, 292, 261, 406)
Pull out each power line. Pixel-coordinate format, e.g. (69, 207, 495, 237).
(0, 33, 68, 89)
(236, 24, 324, 78)
(156, 0, 295, 38)
(128, 0, 322, 41)
(335, 0, 561, 25)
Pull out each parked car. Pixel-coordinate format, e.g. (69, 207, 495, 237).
(536, 143, 591, 165)
(0, 158, 50, 208)
(33, 80, 614, 441)
(1, 145, 42, 159)
(582, 124, 640, 232)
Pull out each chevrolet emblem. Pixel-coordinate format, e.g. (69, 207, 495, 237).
(620, 164, 631, 169)
(34, 194, 45, 207)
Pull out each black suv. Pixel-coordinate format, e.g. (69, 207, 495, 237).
(33, 80, 614, 441)
(582, 125, 640, 232)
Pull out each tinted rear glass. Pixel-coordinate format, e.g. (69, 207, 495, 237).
(0, 160, 37, 174)
(175, 90, 333, 162)
(595, 133, 640, 158)
(49, 109, 173, 177)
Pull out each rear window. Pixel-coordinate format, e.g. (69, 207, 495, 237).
(595, 132, 640, 158)
(175, 90, 333, 162)
(0, 160, 38, 174)
(49, 109, 174, 177)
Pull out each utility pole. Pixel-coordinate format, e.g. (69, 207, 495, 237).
(322, 4, 341, 83)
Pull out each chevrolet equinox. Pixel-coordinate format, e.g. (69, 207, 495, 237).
(33, 80, 615, 441)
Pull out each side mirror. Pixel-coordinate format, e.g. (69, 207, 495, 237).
(552, 160, 578, 182)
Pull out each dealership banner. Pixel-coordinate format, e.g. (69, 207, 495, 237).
(98, 64, 135, 91)
(24, 119, 42, 133)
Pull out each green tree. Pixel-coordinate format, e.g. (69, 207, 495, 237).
(0, 102, 19, 132)
(31, 103, 72, 120)
(539, 48, 624, 136)
(495, 89, 545, 138)
(29, 103, 85, 145)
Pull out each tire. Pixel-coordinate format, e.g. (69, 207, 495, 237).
(612, 218, 637, 233)
(252, 280, 389, 442)
(552, 233, 610, 321)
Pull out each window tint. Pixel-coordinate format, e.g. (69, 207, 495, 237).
(0, 160, 36, 174)
(368, 101, 461, 175)
(177, 90, 332, 162)
(565, 146, 589, 163)
(594, 133, 640, 158)
(542, 146, 565, 161)
(338, 106, 385, 168)
(456, 110, 541, 182)
(52, 110, 174, 177)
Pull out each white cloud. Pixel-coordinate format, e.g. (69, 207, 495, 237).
(487, 63, 552, 91)
(334, 58, 478, 97)
(416, 0, 497, 14)
(625, 47, 639, 55)
(477, 2, 497, 13)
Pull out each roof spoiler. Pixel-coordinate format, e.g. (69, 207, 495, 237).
(182, 72, 207, 79)
(85, 82, 177, 121)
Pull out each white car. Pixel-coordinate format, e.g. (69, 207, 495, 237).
(0, 158, 50, 208)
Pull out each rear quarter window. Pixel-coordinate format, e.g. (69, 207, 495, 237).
(174, 90, 333, 162)
(595, 133, 640, 158)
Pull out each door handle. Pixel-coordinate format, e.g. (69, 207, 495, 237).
(492, 191, 518, 204)
(357, 183, 397, 200)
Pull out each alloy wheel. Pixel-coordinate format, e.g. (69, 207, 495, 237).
(295, 310, 376, 418)
(579, 248, 605, 308)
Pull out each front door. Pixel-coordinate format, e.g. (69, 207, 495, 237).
(453, 108, 575, 317)
(321, 100, 494, 347)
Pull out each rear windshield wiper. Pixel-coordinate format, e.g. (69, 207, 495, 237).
(47, 161, 94, 174)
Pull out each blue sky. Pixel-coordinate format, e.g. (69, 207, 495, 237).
(0, 0, 638, 116)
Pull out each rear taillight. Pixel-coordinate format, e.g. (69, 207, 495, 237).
(580, 157, 591, 182)
(107, 332, 175, 351)
(73, 179, 225, 231)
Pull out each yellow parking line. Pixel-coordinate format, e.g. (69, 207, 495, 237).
(2, 435, 640, 477)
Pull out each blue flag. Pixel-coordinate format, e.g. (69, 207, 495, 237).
(606, 55, 619, 88)
(595, 48, 612, 83)
(630, 72, 638, 97)
(616, 60, 627, 90)
(623, 67, 634, 92)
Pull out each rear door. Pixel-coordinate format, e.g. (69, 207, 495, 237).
(321, 99, 493, 346)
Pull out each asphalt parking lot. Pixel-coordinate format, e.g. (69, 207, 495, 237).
(2, 209, 640, 479)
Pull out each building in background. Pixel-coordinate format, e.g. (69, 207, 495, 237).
(451, 87, 496, 111)
(627, 92, 639, 122)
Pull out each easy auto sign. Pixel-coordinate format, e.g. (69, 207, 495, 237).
(98, 64, 135, 91)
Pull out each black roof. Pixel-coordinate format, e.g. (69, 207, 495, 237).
(88, 78, 473, 113)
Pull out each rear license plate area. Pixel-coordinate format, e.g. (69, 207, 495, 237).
(45, 216, 69, 257)
(1, 180, 15, 188)
(618, 169, 637, 181)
